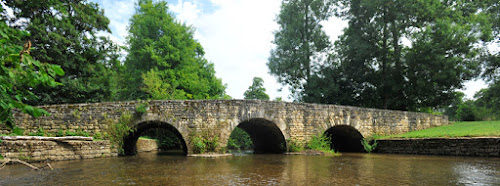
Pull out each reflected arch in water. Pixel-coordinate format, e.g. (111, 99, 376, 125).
(324, 125, 364, 152)
(234, 118, 287, 154)
(123, 121, 188, 155)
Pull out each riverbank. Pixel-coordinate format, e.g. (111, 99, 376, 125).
(376, 121, 500, 139)
(372, 121, 500, 157)
(0, 136, 116, 163)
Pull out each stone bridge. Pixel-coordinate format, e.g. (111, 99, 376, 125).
(2, 100, 448, 155)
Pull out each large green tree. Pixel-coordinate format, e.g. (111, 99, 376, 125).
(268, 0, 332, 100)
(2, 0, 118, 104)
(306, 0, 492, 111)
(0, 12, 64, 128)
(244, 77, 270, 100)
(123, 0, 226, 100)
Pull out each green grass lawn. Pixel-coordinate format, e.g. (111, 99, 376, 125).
(376, 121, 500, 139)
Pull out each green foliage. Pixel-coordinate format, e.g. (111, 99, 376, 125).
(306, 133, 336, 154)
(361, 138, 377, 153)
(123, 0, 227, 101)
(135, 102, 148, 117)
(2, 0, 119, 105)
(268, 0, 332, 99)
(189, 131, 220, 154)
(286, 138, 304, 152)
(379, 121, 500, 139)
(76, 128, 89, 137)
(56, 129, 64, 137)
(227, 127, 253, 151)
(244, 77, 270, 100)
(473, 80, 500, 121)
(29, 127, 45, 136)
(72, 109, 81, 120)
(11, 127, 24, 136)
(0, 8, 64, 129)
(109, 112, 135, 155)
(65, 130, 77, 136)
(302, 0, 495, 111)
(93, 132, 103, 140)
(191, 136, 207, 154)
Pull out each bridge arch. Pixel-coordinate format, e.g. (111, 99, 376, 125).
(324, 125, 364, 152)
(123, 120, 188, 155)
(231, 118, 287, 154)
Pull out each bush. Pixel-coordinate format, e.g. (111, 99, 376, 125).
(190, 131, 220, 154)
(287, 138, 304, 152)
(11, 127, 24, 135)
(307, 134, 336, 154)
(361, 138, 377, 153)
(109, 112, 134, 155)
(135, 102, 148, 117)
(191, 136, 207, 153)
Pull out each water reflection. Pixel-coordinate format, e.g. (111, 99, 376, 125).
(1, 153, 499, 185)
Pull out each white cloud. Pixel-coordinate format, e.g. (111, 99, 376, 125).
(169, 0, 287, 100)
(461, 80, 488, 100)
(92, 0, 136, 46)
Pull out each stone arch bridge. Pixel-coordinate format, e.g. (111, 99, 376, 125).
(2, 100, 448, 155)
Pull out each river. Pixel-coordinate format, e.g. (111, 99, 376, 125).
(1, 152, 499, 185)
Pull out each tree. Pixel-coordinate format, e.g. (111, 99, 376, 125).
(306, 0, 491, 111)
(2, 0, 119, 104)
(244, 77, 270, 100)
(473, 81, 500, 120)
(123, 0, 226, 100)
(268, 0, 332, 100)
(0, 15, 64, 129)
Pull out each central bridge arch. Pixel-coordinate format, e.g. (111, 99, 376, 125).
(232, 118, 287, 154)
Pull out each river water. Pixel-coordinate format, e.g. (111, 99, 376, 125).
(1, 152, 499, 185)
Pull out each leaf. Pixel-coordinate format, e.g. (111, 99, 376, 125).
(52, 65, 65, 76)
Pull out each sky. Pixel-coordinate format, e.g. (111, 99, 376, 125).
(91, 0, 487, 100)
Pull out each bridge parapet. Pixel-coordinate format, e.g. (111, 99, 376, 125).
(2, 100, 448, 154)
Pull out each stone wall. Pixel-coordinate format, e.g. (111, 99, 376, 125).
(375, 137, 500, 157)
(136, 138, 158, 152)
(0, 100, 449, 154)
(0, 138, 116, 162)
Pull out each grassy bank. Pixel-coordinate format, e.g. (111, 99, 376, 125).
(376, 121, 500, 139)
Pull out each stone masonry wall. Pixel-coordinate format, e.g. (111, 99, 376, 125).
(375, 138, 500, 157)
(0, 100, 449, 154)
(136, 138, 158, 152)
(0, 138, 116, 162)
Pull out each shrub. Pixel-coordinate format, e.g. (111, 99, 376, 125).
(306, 133, 336, 154)
(361, 138, 377, 153)
(11, 127, 24, 135)
(287, 138, 304, 152)
(191, 136, 207, 154)
(190, 131, 220, 154)
(109, 112, 134, 155)
(135, 102, 148, 117)
(56, 129, 64, 137)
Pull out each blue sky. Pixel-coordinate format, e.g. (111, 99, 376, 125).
(91, 0, 486, 100)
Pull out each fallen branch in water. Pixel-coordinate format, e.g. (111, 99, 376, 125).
(0, 159, 53, 171)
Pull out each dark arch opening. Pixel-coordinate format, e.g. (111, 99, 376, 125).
(324, 125, 364, 152)
(235, 118, 286, 154)
(123, 121, 187, 156)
